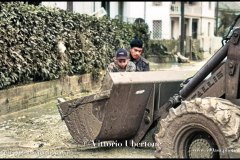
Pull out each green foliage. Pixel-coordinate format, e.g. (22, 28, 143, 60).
(0, 2, 146, 89)
(145, 39, 178, 59)
(216, 11, 238, 37)
(146, 40, 169, 59)
(110, 17, 134, 49)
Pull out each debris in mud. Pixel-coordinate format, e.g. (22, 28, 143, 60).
(0, 101, 155, 158)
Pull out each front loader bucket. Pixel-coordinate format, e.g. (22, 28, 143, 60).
(57, 90, 110, 145)
(57, 71, 195, 145)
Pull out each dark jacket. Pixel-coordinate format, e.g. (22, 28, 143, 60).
(130, 55, 150, 71)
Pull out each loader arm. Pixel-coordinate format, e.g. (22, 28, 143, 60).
(155, 15, 240, 117)
(183, 29, 240, 102)
(152, 42, 230, 121)
(154, 15, 240, 159)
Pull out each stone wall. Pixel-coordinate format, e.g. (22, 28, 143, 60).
(0, 73, 103, 116)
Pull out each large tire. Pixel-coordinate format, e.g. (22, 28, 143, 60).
(154, 97, 240, 158)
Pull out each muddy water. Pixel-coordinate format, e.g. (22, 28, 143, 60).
(0, 60, 207, 158)
(150, 59, 208, 71)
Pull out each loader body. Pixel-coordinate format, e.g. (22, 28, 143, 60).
(154, 21, 240, 158)
(57, 15, 240, 158)
(57, 71, 195, 144)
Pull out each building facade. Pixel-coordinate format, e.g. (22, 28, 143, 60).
(41, 1, 217, 54)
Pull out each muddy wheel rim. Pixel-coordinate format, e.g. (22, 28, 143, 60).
(185, 131, 219, 158)
(174, 126, 220, 159)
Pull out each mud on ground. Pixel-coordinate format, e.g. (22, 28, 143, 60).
(0, 97, 155, 158)
(0, 60, 211, 158)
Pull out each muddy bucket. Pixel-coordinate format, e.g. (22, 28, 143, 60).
(57, 71, 195, 145)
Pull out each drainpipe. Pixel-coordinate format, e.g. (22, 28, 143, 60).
(215, 1, 219, 36)
(200, 2, 202, 36)
(200, 2, 203, 51)
(180, 1, 185, 56)
(118, 1, 123, 21)
(144, 1, 146, 21)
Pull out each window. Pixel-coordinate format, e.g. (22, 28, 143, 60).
(153, 20, 162, 39)
(192, 19, 198, 39)
(152, 2, 162, 6)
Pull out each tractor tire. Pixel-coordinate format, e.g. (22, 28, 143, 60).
(154, 97, 240, 158)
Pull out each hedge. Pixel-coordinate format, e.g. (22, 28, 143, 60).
(0, 2, 150, 89)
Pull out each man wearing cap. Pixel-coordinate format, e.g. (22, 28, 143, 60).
(107, 48, 136, 72)
(129, 38, 150, 71)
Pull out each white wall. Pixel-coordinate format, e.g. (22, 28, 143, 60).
(41, 1, 218, 54)
(72, 2, 102, 15)
(42, 1, 67, 10)
(121, 2, 173, 39)
(172, 18, 180, 39)
(123, 2, 145, 20)
(42, 1, 103, 15)
(201, 2, 216, 18)
(73, 2, 94, 14)
(110, 2, 119, 19)
(210, 36, 223, 54)
(145, 2, 172, 39)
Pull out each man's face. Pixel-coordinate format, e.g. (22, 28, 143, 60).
(130, 47, 143, 59)
(117, 58, 129, 69)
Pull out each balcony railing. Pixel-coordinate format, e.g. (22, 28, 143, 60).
(170, 4, 202, 17)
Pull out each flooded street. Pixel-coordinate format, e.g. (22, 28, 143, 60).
(0, 60, 208, 158)
(150, 59, 208, 71)
(0, 100, 155, 158)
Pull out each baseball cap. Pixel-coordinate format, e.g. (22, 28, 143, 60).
(116, 48, 129, 59)
(130, 38, 143, 48)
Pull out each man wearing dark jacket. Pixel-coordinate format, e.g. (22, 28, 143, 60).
(129, 38, 150, 71)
